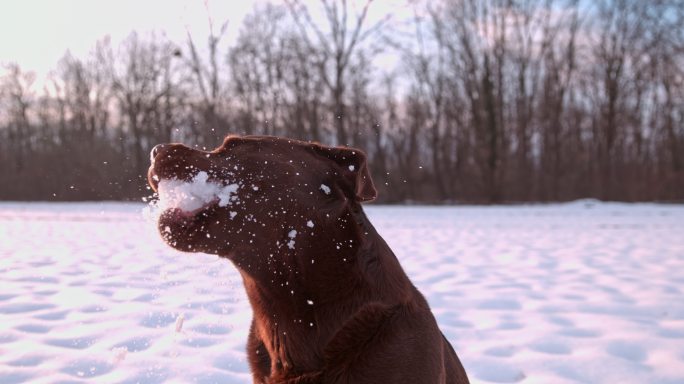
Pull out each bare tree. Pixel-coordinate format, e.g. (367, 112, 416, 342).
(426, 0, 511, 202)
(99, 33, 183, 175)
(0, 64, 35, 171)
(52, 53, 113, 140)
(286, 0, 389, 145)
(184, 1, 230, 146)
(535, 0, 581, 200)
(229, 3, 289, 137)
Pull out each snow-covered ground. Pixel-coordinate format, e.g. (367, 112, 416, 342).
(1, 201, 683, 384)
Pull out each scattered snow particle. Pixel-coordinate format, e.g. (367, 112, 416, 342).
(348, 165, 355, 171)
(229, 211, 237, 219)
(307, 300, 314, 305)
(320, 184, 331, 195)
(175, 314, 185, 332)
(287, 230, 297, 249)
(111, 347, 128, 364)
(306, 220, 314, 228)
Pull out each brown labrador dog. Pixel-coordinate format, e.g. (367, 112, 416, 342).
(148, 135, 469, 384)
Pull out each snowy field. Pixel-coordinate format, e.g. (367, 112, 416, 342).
(1, 201, 684, 384)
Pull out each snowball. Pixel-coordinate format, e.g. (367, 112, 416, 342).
(157, 171, 239, 213)
(320, 184, 331, 195)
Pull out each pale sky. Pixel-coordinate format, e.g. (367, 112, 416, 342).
(0, 0, 261, 75)
(0, 0, 410, 83)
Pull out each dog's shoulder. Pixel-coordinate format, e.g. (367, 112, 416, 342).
(324, 302, 397, 362)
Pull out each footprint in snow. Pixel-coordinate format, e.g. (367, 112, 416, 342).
(471, 360, 526, 383)
(529, 339, 572, 355)
(483, 345, 517, 358)
(606, 340, 648, 362)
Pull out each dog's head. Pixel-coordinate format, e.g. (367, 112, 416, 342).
(148, 135, 376, 267)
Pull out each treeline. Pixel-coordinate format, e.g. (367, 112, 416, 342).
(1, 0, 683, 203)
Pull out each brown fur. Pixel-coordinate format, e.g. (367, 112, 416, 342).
(148, 135, 469, 384)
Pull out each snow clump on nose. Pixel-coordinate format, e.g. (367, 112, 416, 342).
(157, 171, 239, 213)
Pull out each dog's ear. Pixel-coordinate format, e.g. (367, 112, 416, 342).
(314, 145, 377, 202)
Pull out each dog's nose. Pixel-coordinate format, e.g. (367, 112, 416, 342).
(150, 144, 166, 162)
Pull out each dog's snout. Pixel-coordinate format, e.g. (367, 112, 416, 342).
(150, 144, 166, 162)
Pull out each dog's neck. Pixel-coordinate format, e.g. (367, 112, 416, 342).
(235, 205, 414, 380)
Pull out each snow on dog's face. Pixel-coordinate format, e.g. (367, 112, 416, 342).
(156, 171, 239, 213)
(147, 135, 376, 261)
